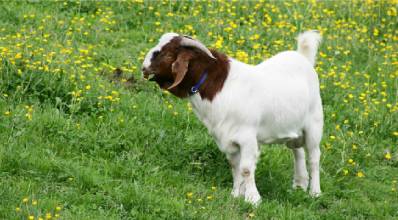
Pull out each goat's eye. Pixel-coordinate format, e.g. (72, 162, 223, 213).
(151, 51, 160, 61)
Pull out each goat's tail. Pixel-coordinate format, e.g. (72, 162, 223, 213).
(297, 30, 322, 66)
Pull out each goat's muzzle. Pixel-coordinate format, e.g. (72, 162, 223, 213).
(142, 67, 156, 81)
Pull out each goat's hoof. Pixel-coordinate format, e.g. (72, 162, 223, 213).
(244, 190, 261, 206)
(309, 190, 321, 198)
(231, 188, 241, 198)
(292, 177, 309, 191)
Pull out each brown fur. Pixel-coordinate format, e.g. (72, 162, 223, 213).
(143, 37, 230, 101)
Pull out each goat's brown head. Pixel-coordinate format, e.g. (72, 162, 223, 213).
(142, 33, 218, 98)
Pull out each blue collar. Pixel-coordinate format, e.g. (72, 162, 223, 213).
(190, 71, 208, 94)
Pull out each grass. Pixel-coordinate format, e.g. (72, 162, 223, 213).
(0, 0, 397, 219)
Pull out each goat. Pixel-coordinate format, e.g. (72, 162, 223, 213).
(142, 31, 323, 205)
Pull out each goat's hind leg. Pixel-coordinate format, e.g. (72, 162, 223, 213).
(304, 120, 323, 197)
(288, 137, 309, 191)
(291, 147, 309, 191)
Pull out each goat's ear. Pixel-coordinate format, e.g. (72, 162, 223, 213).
(168, 50, 193, 90)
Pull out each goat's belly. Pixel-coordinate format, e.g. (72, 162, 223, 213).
(257, 130, 303, 145)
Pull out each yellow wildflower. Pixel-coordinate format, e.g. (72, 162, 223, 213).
(15, 53, 22, 59)
(385, 152, 392, 160)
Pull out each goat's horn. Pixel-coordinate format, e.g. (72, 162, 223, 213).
(180, 36, 216, 59)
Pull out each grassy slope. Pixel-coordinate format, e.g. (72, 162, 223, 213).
(0, 1, 397, 219)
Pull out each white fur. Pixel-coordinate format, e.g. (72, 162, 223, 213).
(297, 30, 322, 66)
(189, 31, 323, 205)
(143, 33, 179, 69)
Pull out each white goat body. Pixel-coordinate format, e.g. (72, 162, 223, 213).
(190, 51, 322, 152)
(189, 31, 323, 204)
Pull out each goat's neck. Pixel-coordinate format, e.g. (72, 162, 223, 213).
(195, 50, 230, 101)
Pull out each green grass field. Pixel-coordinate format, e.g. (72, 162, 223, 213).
(0, 1, 397, 219)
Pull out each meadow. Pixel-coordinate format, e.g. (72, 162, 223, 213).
(0, 0, 397, 219)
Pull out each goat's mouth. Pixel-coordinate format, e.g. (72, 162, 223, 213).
(143, 72, 157, 81)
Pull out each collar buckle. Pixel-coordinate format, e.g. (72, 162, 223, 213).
(190, 71, 208, 95)
(191, 87, 199, 94)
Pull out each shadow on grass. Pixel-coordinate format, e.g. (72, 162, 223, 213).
(162, 140, 312, 204)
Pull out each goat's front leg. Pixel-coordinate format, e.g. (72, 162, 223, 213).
(238, 137, 261, 205)
(227, 152, 244, 198)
